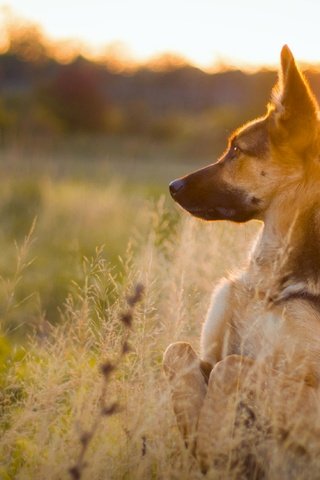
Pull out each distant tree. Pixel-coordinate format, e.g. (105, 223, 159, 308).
(8, 24, 47, 63)
(146, 52, 189, 72)
(0, 97, 15, 143)
(99, 41, 135, 73)
(42, 58, 108, 132)
(1, 8, 48, 63)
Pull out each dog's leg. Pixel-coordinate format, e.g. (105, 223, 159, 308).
(196, 354, 259, 475)
(163, 342, 207, 449)
(201, 279, 235, 366)
(163, 280, 236, 451)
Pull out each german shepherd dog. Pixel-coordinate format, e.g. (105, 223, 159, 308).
(163, 46, 320, 477)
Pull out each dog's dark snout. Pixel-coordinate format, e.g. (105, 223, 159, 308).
(169, 179, 185, 197)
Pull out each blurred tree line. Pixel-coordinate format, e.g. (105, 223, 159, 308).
(1, 19, 320, 155)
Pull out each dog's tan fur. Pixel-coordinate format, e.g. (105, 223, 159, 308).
(163, 46, 320, 474)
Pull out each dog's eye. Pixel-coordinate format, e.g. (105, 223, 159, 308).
(233, 145, 240, 153)
(230, 144, 241, 158)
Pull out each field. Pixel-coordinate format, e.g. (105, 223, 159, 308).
(3, 136, 320, 480)
(0, 137, 262, 479)
(3, 9, 320, 480)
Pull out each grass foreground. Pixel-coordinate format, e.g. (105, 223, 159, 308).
(0, 172, 258, 478)
(3, 141, 319, 479)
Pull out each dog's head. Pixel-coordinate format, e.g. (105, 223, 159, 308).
(169, 46, 320, 222)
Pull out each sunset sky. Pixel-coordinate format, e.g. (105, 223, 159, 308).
(2, 0, 320, 69)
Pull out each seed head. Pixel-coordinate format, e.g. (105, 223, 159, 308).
(122, 340, 132, 355)
(69, 466, 81, 480)
(100, 362, 115, 380)
(101, 402, 121, 416)
(127, 283, 144, 307)
(80, 431, 92, 447)
(120, 311, 132, 328)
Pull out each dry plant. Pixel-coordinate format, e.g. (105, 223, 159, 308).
(69, 283, 144, 480)
(4, 209, 320, 479)
(0, 218, 37, 331)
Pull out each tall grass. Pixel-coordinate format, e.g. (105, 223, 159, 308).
(2, 143, 320, 479)
(0, 192, 258, 479)
(0, 141, 206, 333)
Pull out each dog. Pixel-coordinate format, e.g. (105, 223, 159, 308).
(163, 45, 320, 477)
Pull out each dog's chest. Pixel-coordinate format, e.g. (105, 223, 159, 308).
(232, 294, 286, 358)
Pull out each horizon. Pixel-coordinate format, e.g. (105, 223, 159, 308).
(2, 1, 320, 71)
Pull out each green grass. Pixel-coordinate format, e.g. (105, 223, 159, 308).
(0, 138, 201, 334)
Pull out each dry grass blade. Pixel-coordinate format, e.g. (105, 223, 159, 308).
(68, 282, 144, 479)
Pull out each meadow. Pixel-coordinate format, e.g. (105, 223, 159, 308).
(2, 16, 320, 480)
(0, 137, 262, 479)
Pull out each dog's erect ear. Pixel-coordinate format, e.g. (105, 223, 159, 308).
(271, 45, 319, 151)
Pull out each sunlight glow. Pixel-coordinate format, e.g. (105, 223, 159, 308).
(2, 0, 320, 69)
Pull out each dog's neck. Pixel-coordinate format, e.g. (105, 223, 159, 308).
(250, 191, 320, 301)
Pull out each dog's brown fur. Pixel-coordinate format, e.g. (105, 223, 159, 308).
(163, 46, 320, 476)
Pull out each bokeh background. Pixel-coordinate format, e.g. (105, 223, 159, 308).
(2, 2, 320, 478)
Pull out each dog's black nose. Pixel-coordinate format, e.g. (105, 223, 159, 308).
(169, 179, 185, 196)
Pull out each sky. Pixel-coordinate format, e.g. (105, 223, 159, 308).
(1, 0, 320, 69)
